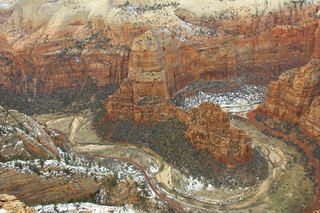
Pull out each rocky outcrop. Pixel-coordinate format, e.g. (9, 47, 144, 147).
(174, 102, 253, 163)
(0, 105, 99, 204)
(0, 194, 37, 213)
(299, 96, 320, 139)
(0, 106, 154, 208)
(0, 105, 61, 160)
(257, 59, 320, 139)
(104, 0, 320, 124)
(0, 166, 102, 206)
(106, 49, 254, 162)
(105, 28, 183, 123)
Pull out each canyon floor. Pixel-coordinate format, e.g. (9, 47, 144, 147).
(1, 0, 320, 212)
(32, 110, 318, 213)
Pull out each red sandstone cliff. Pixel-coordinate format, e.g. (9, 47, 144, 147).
(174, 102, 253, 163)
(105, 28, 183, 123)
(1, 0, 320, 163)
(0, 194, 37, 213)
(0, 0, 320, 92)
(0, 106, 154, 208)
(257, 59, 320, 140)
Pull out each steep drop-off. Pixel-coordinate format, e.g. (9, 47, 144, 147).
(0, 194, 37, 213)
(257, 59, 320, 140)
(105, 28, 182, 123)
(104, 28, 253, 162)
(174, 102, 253, 163)
(0, 0, 320, 93)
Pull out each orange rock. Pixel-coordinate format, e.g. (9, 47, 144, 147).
(0, 194, 37, 213)
(257, 59, 320, 139)
(105, 28, 184, 123)
(1, 2, 320, 91)
(175, 102, 253, 163)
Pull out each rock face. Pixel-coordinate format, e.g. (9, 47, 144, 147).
(0, 0, 135, 92)
(0, 0, 319, 163)
(0, 106, 154, 208)
(0, 194, 37, 213)
(175, 102, 253, 163)
(257, 59, 320, 139)
(105, 28, 183, 123)
(0, 105, 61, 160)
(0, 0, 320, 93)
(299, 96, 320, 139)
(104, 0, 320, 124)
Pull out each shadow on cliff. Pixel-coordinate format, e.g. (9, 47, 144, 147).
(0, 77, 119, 116)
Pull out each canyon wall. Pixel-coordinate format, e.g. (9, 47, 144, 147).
(105, 28, 183, 123)
(0, 0, 320, 92)
(1, 0, 320, 163)
(174, 102, 253, 163)
(103, 1, 319, 163)
(257, 59, 320, 140)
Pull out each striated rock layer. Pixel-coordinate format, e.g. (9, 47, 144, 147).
(105, 28, 183, 123)
(257, 59, 320, 140)
(174, 102, 253, 163)
(0, 0, 320, 92)
(104, 28, 254, 163)
(0, 105, 61, 160)
(0, 106, 151, 207)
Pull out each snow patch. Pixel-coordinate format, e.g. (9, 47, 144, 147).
(186, 176, 205, 191)
(175, 84, 268, 112)
(34, 203, 135, 213)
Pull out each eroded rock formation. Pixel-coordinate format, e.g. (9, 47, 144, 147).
(0, 106, 155, 208)
(0, 0, 320, 93)
(0, 0, 319, 166)
(174, 102, 253, 163)
(0, 105, 61, 160)
(257, 59, 320, 140)
(105, 28, 183, 123)
(0, 194, 37, 213)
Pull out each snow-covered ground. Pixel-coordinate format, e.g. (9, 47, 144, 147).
(175, 84, 268, 113)
(34, 203, 135, 213)
(0, 146, 155, 208)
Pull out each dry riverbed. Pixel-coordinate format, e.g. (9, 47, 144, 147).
(33, 113, 316, 212)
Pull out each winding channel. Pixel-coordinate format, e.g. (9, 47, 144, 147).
(90, 155, 189, 212)
(76, 137, 284, 212)
(49, 113, 318, 213)
(245, 112, 320, 213)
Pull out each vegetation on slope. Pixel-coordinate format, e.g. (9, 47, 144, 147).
(255, 113, 320, 165)
(253, 113, 318, 184)
(93, 112, 269, 189)
(0, 77, 119, 115)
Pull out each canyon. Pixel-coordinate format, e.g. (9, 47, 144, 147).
(0, 105, 164, 211)
(0, 0, 319, 92)
(0, 0, 319, 212)
(257, 59, 320, 141)
(173, 102, 253, 163)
